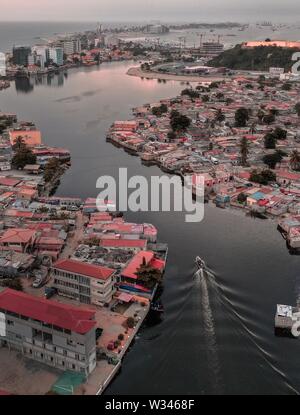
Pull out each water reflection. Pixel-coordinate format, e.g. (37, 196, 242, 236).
(15, 71, 67, 93)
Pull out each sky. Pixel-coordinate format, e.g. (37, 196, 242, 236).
(1, 0, 300, 22)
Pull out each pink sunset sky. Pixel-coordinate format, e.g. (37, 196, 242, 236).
(0, 0, 299, 21)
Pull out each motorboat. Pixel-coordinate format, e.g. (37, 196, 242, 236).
(195, 256, 206, 270)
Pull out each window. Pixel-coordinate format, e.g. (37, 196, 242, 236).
(53, 325, 63, 332)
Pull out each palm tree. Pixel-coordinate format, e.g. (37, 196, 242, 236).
(135, 263, 163, 289)
(215, 109, 225, 124)
(250, 123, 256, 134)
(13, 136, 25, 151)
(240, 137, 249, 166)
(290, 150, 300, 171)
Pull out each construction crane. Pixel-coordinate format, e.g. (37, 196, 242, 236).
(197, 33, 205, 49)
(178, 36, 186, 50)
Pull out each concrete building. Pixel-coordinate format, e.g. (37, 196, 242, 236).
(61, 39, 81, 55)
(12, 46, 31, 66)
(52, 259, 116, 306)
(28, 52, 46, 69)
(32, 46, 49, 61)
(200, 42, 224, 57)
(146, 24, 169, 34)
(0, 288, 97, 376)
(49, 47, 64, 66)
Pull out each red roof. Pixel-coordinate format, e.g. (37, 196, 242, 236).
(0, 289, 96, 334)
(122, 251, 154, 280)
(53, 258, 114, 281)
(0, 177, 21, 187)
(0, 228, 36, 244)
(277, 170, 300, 181)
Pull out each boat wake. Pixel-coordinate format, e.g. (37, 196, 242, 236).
(194, 267, 224, 394)
(212, 277, 299, 395)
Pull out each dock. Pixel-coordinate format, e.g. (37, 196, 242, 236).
(275, 304, 300, 338)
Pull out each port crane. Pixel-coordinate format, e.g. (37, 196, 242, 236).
(178, 36, 186, 50)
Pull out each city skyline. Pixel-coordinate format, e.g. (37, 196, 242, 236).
(1, 0, 300, 22)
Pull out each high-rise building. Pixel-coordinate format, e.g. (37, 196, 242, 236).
(32, 46, 49, 62)
(62, 39, 82, 55)
(49, 47, 64, 66)
(12, 46, 31, 66)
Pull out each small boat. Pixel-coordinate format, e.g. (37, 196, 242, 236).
(195, 256, 206, 270)
(151, 301, 164, 313)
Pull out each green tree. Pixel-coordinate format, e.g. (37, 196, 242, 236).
(262, 151, 283, 169)
(273, 127, 287, 140)
(263, 113, 275, 125)
(290, 150, 300, 171)
(12, 136, 26, 151)
(167, 130, 176, 141)
(152, 104, 167, 117)
(215, 109, 225, 123)
(250, 169, 276, 185)
(235, 107, 249, 127)
(170, 111, 191, 132)
(264, 132, 277, 149)
(237, 193, 247, 203)
(257, 109, 265, 123)
(12, 144, 37, 169)
(240, 137, 249, 166)
(181, 88, 200, 99)
(43, 158, 64, 183)
(295, 102, 300, 116)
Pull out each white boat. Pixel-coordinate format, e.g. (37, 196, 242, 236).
(195, 256, 206, 270)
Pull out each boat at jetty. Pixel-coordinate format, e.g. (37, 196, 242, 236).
(150, 300, 164, 313)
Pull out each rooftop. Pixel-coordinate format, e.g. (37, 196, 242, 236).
(53, 258, 115, 281)
(0, 288, 96, 335)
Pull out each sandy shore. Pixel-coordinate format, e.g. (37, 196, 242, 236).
(127, 66, 225, 83)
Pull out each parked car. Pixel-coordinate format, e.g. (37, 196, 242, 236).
(44, 287, 57, 299)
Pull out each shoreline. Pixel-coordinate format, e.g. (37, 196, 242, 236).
(127, 66, 226, 83)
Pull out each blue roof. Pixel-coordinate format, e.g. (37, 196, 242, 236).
(250, 191, 266, 200)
